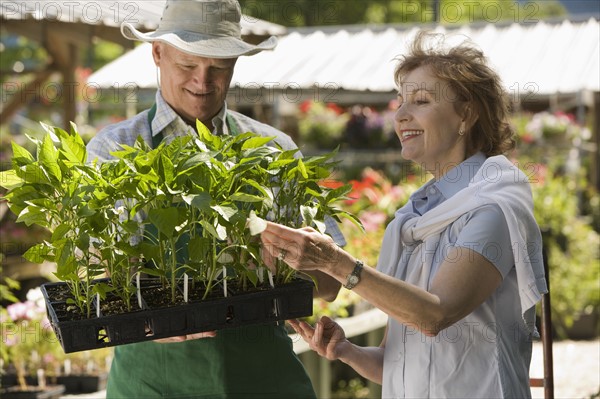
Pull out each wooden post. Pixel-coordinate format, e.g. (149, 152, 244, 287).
(366, 327, 385, 397)
(63, 43, 78, 129)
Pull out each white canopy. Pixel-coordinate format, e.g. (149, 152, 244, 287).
(88, 17, 600, 96)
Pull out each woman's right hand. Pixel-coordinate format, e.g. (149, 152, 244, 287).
(288, 316, 350, 361)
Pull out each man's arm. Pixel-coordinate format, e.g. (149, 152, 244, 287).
(306, 270, 341, 302)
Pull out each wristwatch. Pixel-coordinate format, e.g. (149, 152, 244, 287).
(344, 260, 364, 290)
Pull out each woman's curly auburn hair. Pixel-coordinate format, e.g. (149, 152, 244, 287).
(394, 31, 515, 156)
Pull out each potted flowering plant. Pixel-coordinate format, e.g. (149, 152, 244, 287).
(0, 287, 66, 399)
(0, 122, 361, 353)
(0, 288, 111, 394)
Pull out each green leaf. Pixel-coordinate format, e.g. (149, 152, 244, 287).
(39, 134, 62, 181)
(313, 219, 327, 234)
(242, 146, 279, 160)
(139, 267, 166, 278)
(212, 204, 238, 221)
(158, 153, 175, 184)
(182, 192, 212, 212)
(241, 136, 275, 150)
(229, 192, 264, 203)
(241, 179, 273, 207)
(199, 220, 219, 240)
(92, 282, 113, 299)
(217, 252, 234, 264)
(335, 210, 365, 233)
(139, 242, 161, 263)
(52, 223, 71, 241)
(196, 120, 221, 149)
(4, 185, 43, 215)
(188, 236, 210, 262)
(215, 223, 227, 241)
(23, 244, 52, 264)
(297, 159, 308, 179)
(180, 152, 213, 172)
(10, 142, 34, 166)
(247, 211, 267, 236)
(19, 163, 52, 185)
(326, 184, 353, 203)
(16, 206, 48, 227)
(301, 205, 317, 226)
(148, 207, 179, 238)
(55, 241, 78, 276)
(59, 131, 87, 164)
(0, 170, 23, 190)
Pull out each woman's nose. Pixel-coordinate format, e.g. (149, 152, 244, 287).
(394, 104, 410, 123)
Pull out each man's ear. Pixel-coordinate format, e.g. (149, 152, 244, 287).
(151, 42, 163, 67)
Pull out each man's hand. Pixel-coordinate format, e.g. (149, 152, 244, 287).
(154, 331, 217, 343)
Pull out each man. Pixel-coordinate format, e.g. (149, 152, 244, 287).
(87, 1, 343, 397)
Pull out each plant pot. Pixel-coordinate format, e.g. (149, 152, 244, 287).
(41, 277, 314, 353)
(0, 385, 65, 399)
(54, 373, 108, 394)
(1, 373, 108, 395)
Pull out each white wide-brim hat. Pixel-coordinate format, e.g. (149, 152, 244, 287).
(121, 0, 277, 58)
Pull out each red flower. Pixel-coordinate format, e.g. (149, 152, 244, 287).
(319, 179, 344, 189)
(299, 100, 312, 114)
(326, 103, 344, 115)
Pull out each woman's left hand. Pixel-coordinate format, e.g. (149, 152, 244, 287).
(260, 222, 344, 273)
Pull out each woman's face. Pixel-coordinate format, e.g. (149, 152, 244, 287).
(394, 66, 468, 178)
(152, 42, 237, 128)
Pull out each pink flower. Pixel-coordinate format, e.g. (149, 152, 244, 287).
(359, 211, 387, 233)
(7, 302, 29, 321)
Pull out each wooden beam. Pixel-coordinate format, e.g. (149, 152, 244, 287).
(1, 19, 131, 47)
(0, 67, 55, 126)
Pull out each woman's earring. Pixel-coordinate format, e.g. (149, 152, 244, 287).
(459, 123, 465, 136)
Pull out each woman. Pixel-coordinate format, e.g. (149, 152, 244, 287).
(260, 32, 547, 398)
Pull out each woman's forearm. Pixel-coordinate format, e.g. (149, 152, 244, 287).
(337, 341, 385, 385)
(324, 247, 502, 336)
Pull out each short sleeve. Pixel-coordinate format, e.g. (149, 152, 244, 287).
(455, 203, 514, 278)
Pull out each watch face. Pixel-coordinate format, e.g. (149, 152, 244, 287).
(348, 275, 359, 285)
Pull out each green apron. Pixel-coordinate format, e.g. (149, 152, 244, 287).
(106, 106, 316, 399)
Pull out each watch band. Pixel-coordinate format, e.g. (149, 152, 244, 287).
(344, 260, 364, 290)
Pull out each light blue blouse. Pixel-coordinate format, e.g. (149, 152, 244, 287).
(380, 152, 534, 398)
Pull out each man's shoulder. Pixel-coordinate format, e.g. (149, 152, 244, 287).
(93, 110, 151, 144)
(87, 110, 152, 161)
(228, 110, 297, 150)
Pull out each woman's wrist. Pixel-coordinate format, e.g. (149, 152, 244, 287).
(336, 339, 357, 364)
(323, 246, 356, 283)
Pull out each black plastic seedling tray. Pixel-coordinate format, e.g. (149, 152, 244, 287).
(41, 278, 314, 353)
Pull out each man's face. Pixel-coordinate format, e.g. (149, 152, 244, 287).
(152, 42, 237, 128)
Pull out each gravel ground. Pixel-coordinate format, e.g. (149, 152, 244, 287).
(530, 339, 600, 399)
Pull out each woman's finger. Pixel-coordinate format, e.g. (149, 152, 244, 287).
(260, 245, 277, 273)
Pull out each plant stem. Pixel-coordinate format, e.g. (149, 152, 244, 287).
(170, 238, 177, 302)
(202, 237, 217, 300)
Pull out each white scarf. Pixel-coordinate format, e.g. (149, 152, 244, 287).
(378, 155, 547, 329)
